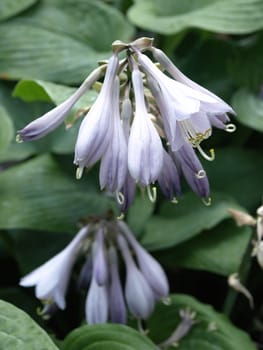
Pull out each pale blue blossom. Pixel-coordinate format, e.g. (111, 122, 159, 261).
(20, 226, 90, 309)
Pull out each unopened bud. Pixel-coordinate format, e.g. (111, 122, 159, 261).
(228, 208, 256, 227)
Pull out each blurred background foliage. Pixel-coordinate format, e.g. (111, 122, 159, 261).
(0, 0, 263, 349)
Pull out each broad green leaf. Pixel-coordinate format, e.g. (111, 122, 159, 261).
(9, 229, 73, 273)
(127, 193, 154, 237)
(128, 0, 263, 35)
(62, 324, 156, 350)
(0, 0, 134, 84)
(140, 192, 240, 250)
(205, 148, 263, 210)
(0, 154, 116, 232)
(13, 79, 97, 105)
(157, 220, 252, 276)
(146, 294, 256, 349)
(0, 0, 37, 21)
(232, 88, 263, 132)
(228, 34, 263, 90)
(0, 300, 58, 350)
(0, 106, 14, 153)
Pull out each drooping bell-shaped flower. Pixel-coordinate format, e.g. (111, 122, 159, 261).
(17, 67, 102, 142)
(85, 276, 109, 324)
(119, 221, 169, 298)
(157, 149, 181, 202)
(92, 229, 108, 286)
(151, 47, 235, 115)
(108, 246, 127, 324)
(85, 238, 109, 324)
(74, 53, 119, 176)
(117, 234, 155, 319)
(175, 143, 210, 200)
(137, 50, 235, 151)
(99, 77, 128, 193)
(20, 226, 90, 309)
(128, 63, 163, 186)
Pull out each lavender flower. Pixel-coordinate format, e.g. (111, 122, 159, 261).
(17, 67, 102, 142)
(117, 234, 155, 319)
(20, 226, 89, 309)
(99, 77, 127, 194)
(128, 63, 163, 187)
(17, 37, 235, 208)
(20, 214, 168, 324)
(74, 54, 119, 176)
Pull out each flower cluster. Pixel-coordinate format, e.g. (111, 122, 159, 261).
(17, 37, 235, 211)
(20, 213, 169, 324)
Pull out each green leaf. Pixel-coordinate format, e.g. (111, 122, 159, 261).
(0, 0, 134, 84)
(146, 294, 256, 349)
(126, 193, 154, 237)
(157, 220, 252, 276)
(128, 0, 263, 35)
(228, 34, 263, 91)
(0, 154, 115, 232)
(0, 300, 59, 350)
(0, 106, 14, 153)
(206, 148, 263, 210)
(140, 192, 240, 251)
(0, 0, 37, 21)
(232, 88, 263, 132)
(13, 79, 97, 105)
(62, 324, 156, 350)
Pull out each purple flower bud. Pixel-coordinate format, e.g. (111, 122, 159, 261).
(78, 254, 93, 290)
(108, 246, 127, 324)
(85, 276, 109, 324)
(128, 64, 163, 186)
(99, 77, 128, 193)
(92, 229, 108, 286)
(118, 221, 169, 298)
(175, 144, 210, 199)
(158, 150, 181, 201)
(117, 234, 155, 319)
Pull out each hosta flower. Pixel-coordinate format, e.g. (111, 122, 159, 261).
(99, 77, 127, 194)
(137, 50, 234, 152)
(20, 214, 169, 324)
(128, 63, 163, 186)
(20, 226, 90, 309)
(74, 53, 119, 176)
(17, 37, 235, 209)
(17, 67, 102, 142)
(117, 234, 155, 319)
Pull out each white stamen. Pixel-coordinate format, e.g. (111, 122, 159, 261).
(225, 123, 236, 133)
(116, 191, 125, 205)
(202, 197, 211, 206)
(196, 145, 215, 161)
(147, 185, 157, 203)
(76, 167, 84, 179)
(195, 169, 206, 179)
(179, 120, 211, 147)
